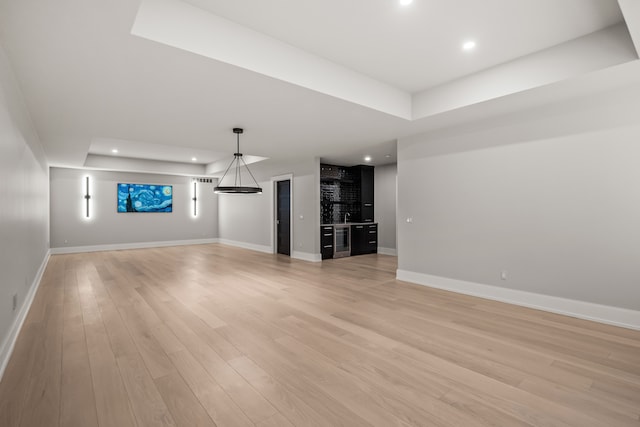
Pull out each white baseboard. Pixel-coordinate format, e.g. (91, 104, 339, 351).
(217, 241, 321, 262)
(50, 238, 319, 261)
(217, 238, 272, 254)
(378, 247, 397, 256)
(50, 238, 220, 254)
(292, 251, 322, 262)
(396, 270, 640, 331)
(0, 250, 51, 381)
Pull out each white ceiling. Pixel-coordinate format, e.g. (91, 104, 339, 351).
(0, 0, 638, 175)
(89, 138, 227, 164)
(183, 0, 623, 92)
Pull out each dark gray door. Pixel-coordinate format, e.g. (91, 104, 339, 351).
(277, 180, 291, 256)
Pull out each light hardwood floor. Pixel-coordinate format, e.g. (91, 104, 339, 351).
(1, 244, 639, 426)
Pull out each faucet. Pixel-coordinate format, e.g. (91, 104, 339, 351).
(344, 212, 350, 224)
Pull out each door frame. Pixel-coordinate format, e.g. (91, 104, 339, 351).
(271, 173, 294, 256)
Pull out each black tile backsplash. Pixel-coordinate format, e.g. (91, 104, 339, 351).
(321, 164, 361, 224)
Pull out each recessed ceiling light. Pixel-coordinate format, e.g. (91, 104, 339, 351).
(385, 155, 391, 158)
(111, 149, 118, 154)
(364, 156, 372, 162)
(399, 0, 413, 5)
(191, 157, 197, 162)
(462, 40, 476, 51)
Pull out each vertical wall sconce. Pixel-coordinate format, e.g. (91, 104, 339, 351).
(192, 180, 198, 217)
(84, 176, 91, 218)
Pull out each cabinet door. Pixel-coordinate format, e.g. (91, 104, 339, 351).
(360, 166, 374, 203)
(361, 204, 374, 222)
(350, 224, 366, 255)
(359, 166, 374, 222)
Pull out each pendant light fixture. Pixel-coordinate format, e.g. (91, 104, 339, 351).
(214, 128, 262, 194)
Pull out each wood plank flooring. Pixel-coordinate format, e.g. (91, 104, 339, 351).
(1, 243, 639, 426)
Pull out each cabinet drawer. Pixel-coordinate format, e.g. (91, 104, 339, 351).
(321, 226, 335, 258)
(321, 242, 334, 260)
(321, 227, 334, 239)
(364, 225, 377, 253)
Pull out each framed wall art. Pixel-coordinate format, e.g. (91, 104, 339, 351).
(117, 183, 173, 213)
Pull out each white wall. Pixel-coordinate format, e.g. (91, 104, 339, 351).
(218, 181, 272, 251)
(374, 163, 397, 254)
(217, 156, 321, 260)
(397, 118, 640, 326)
(50, 168, 218, 250)
(0, 44, 50, 376)
(291, 170, 320, 257)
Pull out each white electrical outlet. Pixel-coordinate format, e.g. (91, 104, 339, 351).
(406, 217, 413, 223)
(501, 270, 508, 280)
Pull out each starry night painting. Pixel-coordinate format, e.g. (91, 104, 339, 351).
(117, 183, 173, 213)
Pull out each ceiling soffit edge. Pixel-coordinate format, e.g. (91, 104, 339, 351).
(132, 0, 635, 124)
(131, 0, 411, 120)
